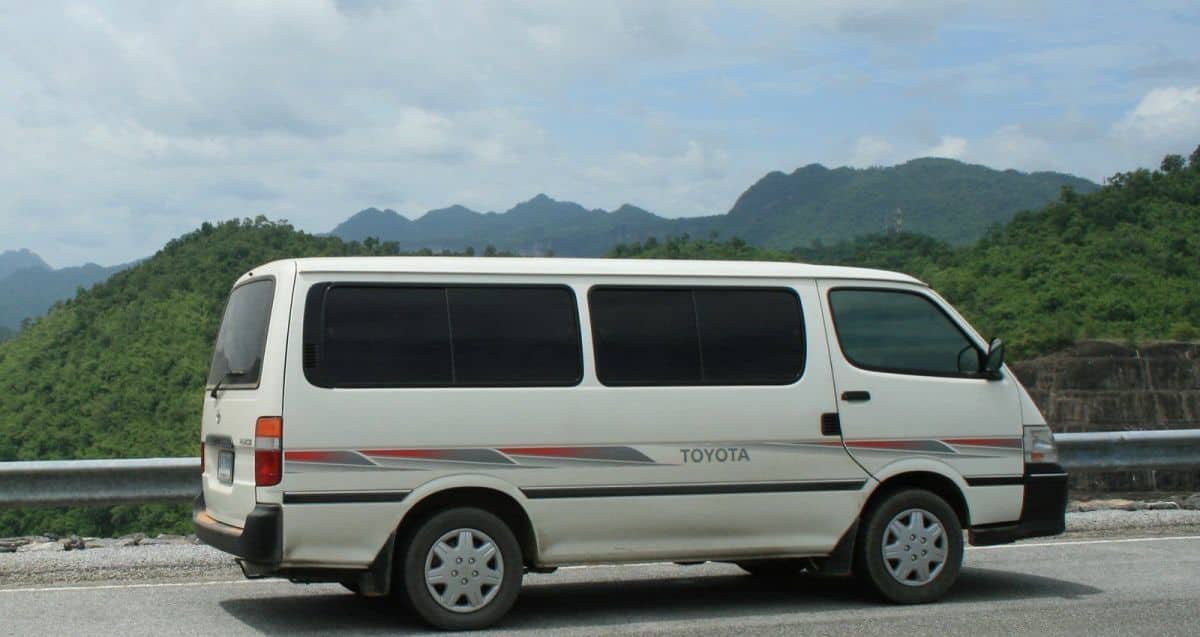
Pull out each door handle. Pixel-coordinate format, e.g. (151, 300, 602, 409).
(841, 390, 871, 402)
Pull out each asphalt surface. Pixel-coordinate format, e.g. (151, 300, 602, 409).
(2, 530, 1200, 636)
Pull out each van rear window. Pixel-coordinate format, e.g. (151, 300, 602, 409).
(208, 278, 275, 388)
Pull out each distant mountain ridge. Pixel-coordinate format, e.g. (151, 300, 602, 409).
(0, 254, 131, 330)
(0, 249, 50, 279)
(330, 158, 1098, 255)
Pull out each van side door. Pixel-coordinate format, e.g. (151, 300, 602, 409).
(816, 282, 1023, 523)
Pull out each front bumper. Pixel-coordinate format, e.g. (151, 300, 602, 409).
(192, 495, 282, 565)
(969, 463, 1069, 546)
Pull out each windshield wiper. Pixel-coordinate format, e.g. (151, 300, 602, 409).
(210, 369, 248, 399)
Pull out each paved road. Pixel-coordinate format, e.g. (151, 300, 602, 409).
(2, 533, 1199, 636)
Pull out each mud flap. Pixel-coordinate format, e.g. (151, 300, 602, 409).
(812, 518, 858, 576)
(353, 531, 397, 597)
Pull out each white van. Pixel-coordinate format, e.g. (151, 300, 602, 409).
(194, 257, 1066, 630)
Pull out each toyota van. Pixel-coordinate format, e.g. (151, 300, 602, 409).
(194, 257, 1067, 630)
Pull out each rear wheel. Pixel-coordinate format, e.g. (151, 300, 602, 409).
(399, 507, 523, 630)
(855, 489, 963, 604)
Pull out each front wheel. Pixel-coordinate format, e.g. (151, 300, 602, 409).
(855, 489, 963, 604)
(399, 507, 524, 630)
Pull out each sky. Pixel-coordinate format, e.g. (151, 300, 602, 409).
(1, 1, 1198, 267)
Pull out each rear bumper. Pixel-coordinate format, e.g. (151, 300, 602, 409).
(969, 464, 1069, 546)
(192, 495, 282, 565)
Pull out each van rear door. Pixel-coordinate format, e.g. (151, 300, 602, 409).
(201, 263, 294, 527)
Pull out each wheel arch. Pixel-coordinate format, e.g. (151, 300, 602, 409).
(394, 476, 540, 568)
(863, 462, 971, 528)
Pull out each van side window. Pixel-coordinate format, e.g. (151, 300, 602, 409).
(828, 289, 978, 377)
(305, 285, 582, 387)
(589, 287, 804, 386)
(321, 286, 452, 386)
(447, 287, 582, 385)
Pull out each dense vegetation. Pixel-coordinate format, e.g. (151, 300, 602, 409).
(611, 149, 1200, 358)
(332, 158, 1095, 255)
(0, 218, 509, 536)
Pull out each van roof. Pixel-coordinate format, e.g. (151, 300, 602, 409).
(274, 257, 924, 285)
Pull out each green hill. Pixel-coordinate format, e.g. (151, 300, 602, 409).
(611, 148, 1200, 359)
(330, 159, 1096, 255)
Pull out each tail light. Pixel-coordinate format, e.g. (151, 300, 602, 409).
(1023, 425, 1059, 464)
(255, 416, 283, 486)
(200, 441, 206, 474)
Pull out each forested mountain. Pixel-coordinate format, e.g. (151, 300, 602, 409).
(0, 261, 130, 330)
(612, 148, 1200, 358)
(331, 195, 671, 257)
(711, 159, 1098, 247)
(0, 248, 50, 279)
(331, 159, 1096, 255)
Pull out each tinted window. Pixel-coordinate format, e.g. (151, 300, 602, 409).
(829, 289, 977, 376)
(306, 285, 581, 387)
(695, 289, 804, 383)
(321, 286, 452, 386)
(447, 287, 581, 385)
(208, 279, 275, 387)
(590, 287, 804, 386)
(590, 289, 701, 385)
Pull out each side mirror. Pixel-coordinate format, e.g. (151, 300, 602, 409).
(983, 338, 1005, 380)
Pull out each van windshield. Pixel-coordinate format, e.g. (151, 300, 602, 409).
(207, 279, 275, 387)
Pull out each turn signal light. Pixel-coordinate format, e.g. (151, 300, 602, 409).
(255, 416, 283, 487)
(1023, 425, 1059, 465)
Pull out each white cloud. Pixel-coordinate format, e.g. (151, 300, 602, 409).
(1112, 86, 1200, 144)
(847, 136, 898, 167)
(922, 135, 968, 159)
(971, 125, 1054, 169)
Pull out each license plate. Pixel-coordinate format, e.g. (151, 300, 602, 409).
(218, 450, 234, 484)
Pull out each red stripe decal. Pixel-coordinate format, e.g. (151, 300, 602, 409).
(845, 440, 922, 449)
(286, 451, 344, 463)
(943, 438, 1022, 449)
(360, 449, 445, 459)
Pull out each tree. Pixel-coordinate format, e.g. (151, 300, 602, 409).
(1161, 154, 1185, 174)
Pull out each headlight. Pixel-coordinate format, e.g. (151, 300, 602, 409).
(1023, 425, 1059, 464)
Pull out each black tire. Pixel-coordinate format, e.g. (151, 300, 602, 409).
(736, 559, 810, 578)
(399, 507, 523, 630)
(854, 489, 963, 604)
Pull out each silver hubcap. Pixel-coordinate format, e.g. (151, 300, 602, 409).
(425, 528, 504, 613)
(882, 508, 947, 586)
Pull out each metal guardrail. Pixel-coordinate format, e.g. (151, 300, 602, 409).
(1056, 429, 1200, 472)
(0, 457, 198, 509)
(0, 429, 1197, 509)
